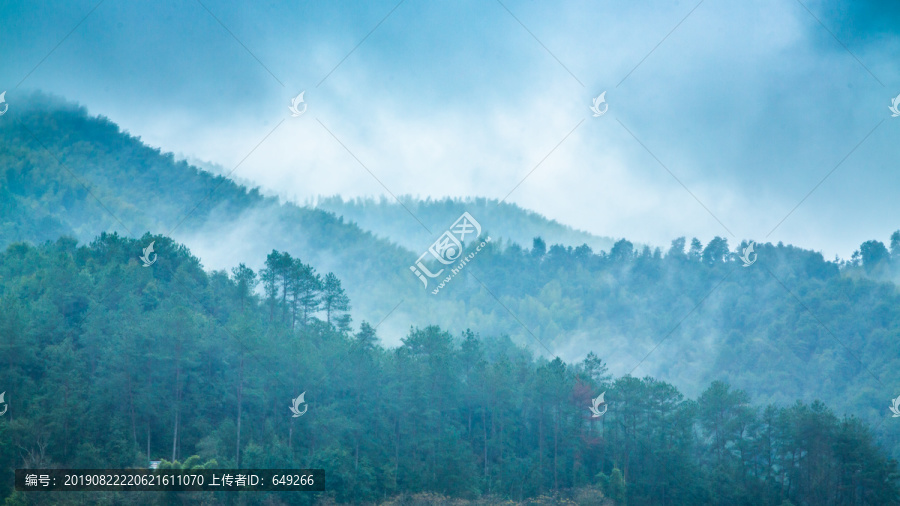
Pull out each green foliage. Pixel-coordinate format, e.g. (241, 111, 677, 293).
(596, 468, 626, 505)
(157, 455, 218, 470)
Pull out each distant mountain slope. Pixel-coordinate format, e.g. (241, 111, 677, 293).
(0, 93, 615, 344)
(0, 93, 425, 338)
(312, 195, 618, 254)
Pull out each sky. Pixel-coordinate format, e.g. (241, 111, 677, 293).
(3, 0, 899, 259)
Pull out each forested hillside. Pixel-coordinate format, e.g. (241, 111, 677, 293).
(452, 237, 900, 425)
(0, 92, 424, 336)
(3, 93, 900, 475)
(0, 236, 896, 505)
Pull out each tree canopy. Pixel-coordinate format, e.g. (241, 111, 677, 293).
(0, 235, 897, 505)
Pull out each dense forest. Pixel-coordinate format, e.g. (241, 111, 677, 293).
(0, 235, 897, 505)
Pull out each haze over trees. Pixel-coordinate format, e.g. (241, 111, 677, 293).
(311, 195, 617, 254)
(0, 235, 897, 505)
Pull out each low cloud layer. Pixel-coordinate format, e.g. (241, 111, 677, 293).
(4, 0, 899, 258)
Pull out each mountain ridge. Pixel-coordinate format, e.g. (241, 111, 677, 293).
(3, 94, 900, 461)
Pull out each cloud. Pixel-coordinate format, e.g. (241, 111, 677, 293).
(6, 0, 899, 259)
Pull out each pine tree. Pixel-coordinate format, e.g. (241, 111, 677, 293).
(322, 272, 351, 328)
(230, 263, 257, 312)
